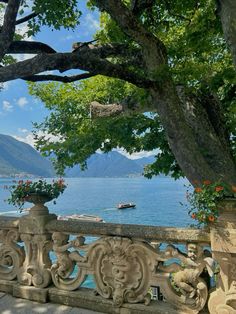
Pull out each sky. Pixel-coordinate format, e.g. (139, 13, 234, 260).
(0, 1, 157, 160)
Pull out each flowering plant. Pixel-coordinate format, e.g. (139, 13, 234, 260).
(7, 179, 67, 211)
(187, 181, 236, 227)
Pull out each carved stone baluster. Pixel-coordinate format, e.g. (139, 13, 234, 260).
(208, 199, 236, 314)
(17, 234, 52, 288)
(0, 229, 25, 281)
(17, 200, 57, 288)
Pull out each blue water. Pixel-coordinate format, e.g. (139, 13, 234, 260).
(0, 176, 192, 288)
(0, 177, 191, 227)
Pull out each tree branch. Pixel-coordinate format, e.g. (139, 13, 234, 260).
(94, 0, 167, 69)
(8, 41, 56, 54)
(90, 96, 156, 118)
(0, 0, 20, 61)
(131, 0, 155, 16)
(90, 101, 124, 118)
(93, 0, 168, 82)
(24, 72, 95, 83)
(0, 49, 153, 88)
(218, 0, 236, 68)
(79, 42, 145, 66)
(15, 12, 39, 25)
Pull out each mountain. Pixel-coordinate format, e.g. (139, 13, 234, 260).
(134, 155, 156, 168)
(0, 134, 55, 177)
(0, 134, 156, 177)
(65, 151, 155, 177)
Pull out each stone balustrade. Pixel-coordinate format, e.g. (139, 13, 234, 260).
(0, 200, 235, 313)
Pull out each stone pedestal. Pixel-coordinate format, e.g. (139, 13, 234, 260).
(208, 199, 236, 314)
(17, 202, 57, 289)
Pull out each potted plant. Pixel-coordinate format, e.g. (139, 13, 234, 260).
(7, 178, 67, 212)
(186, 181, 236, 227)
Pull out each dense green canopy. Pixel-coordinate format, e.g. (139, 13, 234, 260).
(1, 0, 236, 184)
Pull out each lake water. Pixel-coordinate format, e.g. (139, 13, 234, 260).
(0, 177, 191, 227)
(0, 176, 192, 288)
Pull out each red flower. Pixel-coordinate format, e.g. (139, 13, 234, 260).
(203, 180, 211, 185)
(191, 213, 196, 219)
(208, 215, 215, 222)
(195, 187, 202, 193)
(215, 186, 224, 192)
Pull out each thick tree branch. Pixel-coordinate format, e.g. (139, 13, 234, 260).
(0, 0, 20, 61)
(94, 0, 167, 70)
(90, 101, 124, 118)
(0, 50, 153, 88)
(81, 43, 143, 60)
(90, 99, 154, 118)
(24, 72, 95, 83)
(15, 12, 39, 25)
(131, 0, 155, 16)
(8, 41, 56, 54)
(218, 0, 236, 68)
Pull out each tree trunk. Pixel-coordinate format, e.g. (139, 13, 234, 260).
(218, 0, 236, 68)
(149, 83, 236, 185)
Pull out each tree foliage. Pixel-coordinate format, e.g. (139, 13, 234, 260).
(0, 0, 236, 184)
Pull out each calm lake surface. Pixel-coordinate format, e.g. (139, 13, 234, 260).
(0, 177, 191, 227)
(0, 176, 193, 288)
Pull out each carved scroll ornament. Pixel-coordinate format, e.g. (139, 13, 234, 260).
(17, 233, 52, 288)
(51, 232, 213, 311)
(0, 229, 25, 281)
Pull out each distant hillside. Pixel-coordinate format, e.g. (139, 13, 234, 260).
(0, 134, 55, 177)
(65, 151, 155, 177)
(0, 134, 156, 178)
(134, 155, 156, 168)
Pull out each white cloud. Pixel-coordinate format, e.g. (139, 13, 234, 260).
(13, 133, 35, 147)
(84, 13, 100, 32)
(18, 128, 29, 133)
(116, 148, 159, 160)
(16, 97, 28, 108)
(2, 100, 13, 112)
(13, 131, 63, 148)
(0, 82, 11, 91)
(60, 34, 75, 42)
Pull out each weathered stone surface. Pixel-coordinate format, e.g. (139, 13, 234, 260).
(0, 292, 99, 314)
(48, 287, 194, 314)
(208, 199, 236, 313)
(0, 216, 19, 229)
(13, 284, 49, 303)
(46, 220, 210, 243)
(0, 279, 15, 294)
(19, 213, 57, 234)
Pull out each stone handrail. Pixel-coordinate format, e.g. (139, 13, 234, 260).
(1, 200, 235, 313)
(0, 206, 214, 314)
(46, 219, 211, 243)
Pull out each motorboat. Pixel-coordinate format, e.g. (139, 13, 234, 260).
(57, 214, 105, 222)
(116, 203, 136, 209)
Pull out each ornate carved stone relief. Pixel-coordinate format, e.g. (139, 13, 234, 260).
(51, 233, 213, 311)
(0, 229, 25, 280)
(153, 243, 214, 313)
(17, 233, 52, 288)
(51, 232, 89, 291)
